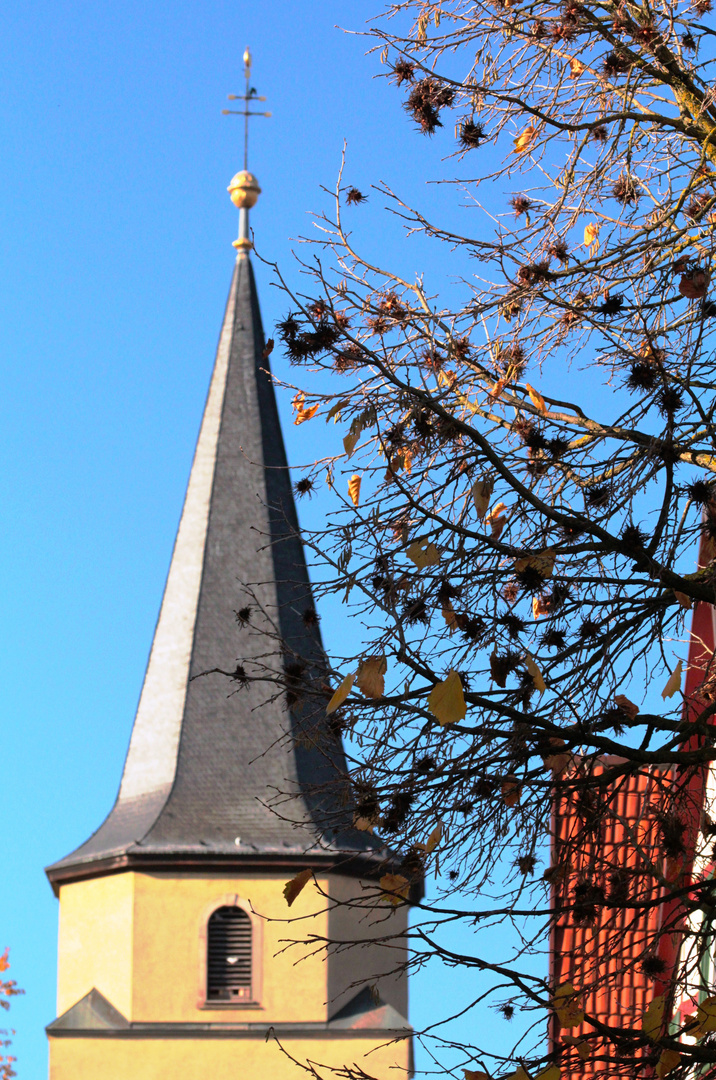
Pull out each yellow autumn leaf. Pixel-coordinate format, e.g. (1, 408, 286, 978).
(673, 589, 693, 610)
(464, 1072, 491, 1080)
(584, 223, 599, 249)
(642, 994, 666, 1040)
(513, 125, 536, 155)
(425, 821, 443, 853)
(406, 539, 441, 568)
(486, 502, 508, 538)
(514, 549, 556, 579)
(348, 474, 362, 506)
(353, 813, 375, 833)
(553, 983, 584, 1029)
(505, 1069, 531, 1080)
(380, 872, 410, 905)
(283, 867, 314, 906)
(525, 383, 547, 413)
(536, 1067, 561, 1080)
(561, 1035, 590, 1060)
(525, 651, 546, 693)
(693, 993, 716, 1035)
(656, 1049, 682, 1078)
(428, 670, 466, 725)
(568, 58, 585, 78)
(326, 671, 356, 715)
(356, 655, 387, 699)
(472, 478, 494, 519)
(442, 602, 459, 633)
(292, 392, 319, 425)
(343, 429, 360, 457)
(662, 660, 683, 700)
(327, 398, 350, 422)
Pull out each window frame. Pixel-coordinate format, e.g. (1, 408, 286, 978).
(197, 894, 263, 1009)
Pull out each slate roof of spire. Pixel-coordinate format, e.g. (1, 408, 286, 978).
(46, 252, 387, 892)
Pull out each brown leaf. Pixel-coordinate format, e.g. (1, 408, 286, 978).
(428, 670, 466, 725)
(326, 671, 356, 715)
(327, 398, 350, 422)
(283, 867, 314, 906)
(568, 58, 585, 78)
(543, 751, 571, 774)
(262, 338, 275, 359)
(662, 660, 683, 700)
(356, 655, 387, 698)
(472, 478, 494, 519)
(343, 429, 360, 457)
(501, 775, 522, 807)
(680, 269, 710, 299)
(380, 872, 410, 905)
(615, 694, 639, 720)
(490, 650, 507, 688)
(406, 539, 441, 568)
(525, 383, 547, 413)
(348, 474, 362, 506)
(464, 1072, 492, 1080)
(673, 589, 693, 610)
(532, 594, 551, 618)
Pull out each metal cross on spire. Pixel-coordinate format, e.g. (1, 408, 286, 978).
(222, 47, 271, 172)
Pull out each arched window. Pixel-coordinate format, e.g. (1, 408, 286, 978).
(206, 905, 253, 1002)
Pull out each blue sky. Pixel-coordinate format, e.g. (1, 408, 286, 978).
(0, 3, 503, 1076)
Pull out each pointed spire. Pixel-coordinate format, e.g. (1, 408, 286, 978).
(47, 182, 384, 892)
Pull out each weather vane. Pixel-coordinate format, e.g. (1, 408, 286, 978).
(223, 47, 271, 173)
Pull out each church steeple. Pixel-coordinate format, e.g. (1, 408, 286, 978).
(46, 64, 381, 893)
(46, 69, 411, 1077)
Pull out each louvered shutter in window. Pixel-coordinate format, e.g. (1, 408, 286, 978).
(207, 906, 252, 1001)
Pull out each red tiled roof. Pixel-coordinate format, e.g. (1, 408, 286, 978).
(549, 532, 716, 1075)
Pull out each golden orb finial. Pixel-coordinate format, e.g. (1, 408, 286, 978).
(227, 170, 261, 209)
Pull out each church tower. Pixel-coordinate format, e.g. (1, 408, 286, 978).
(45, 52, 412, 1080)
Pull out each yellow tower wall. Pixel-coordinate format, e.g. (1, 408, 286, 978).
(52, 867, 412, 1080)
(57, 869, 333, 1023)
(48, 1033, 411, 1080)
(56, 873, 135, 1019)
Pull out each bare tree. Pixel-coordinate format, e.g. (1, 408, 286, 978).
(242, 2, 716, 1077)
